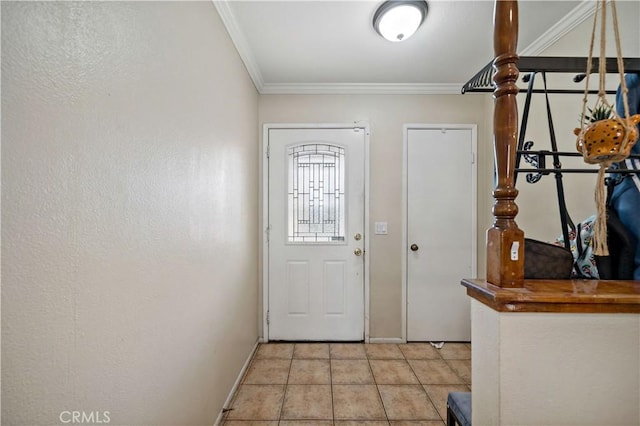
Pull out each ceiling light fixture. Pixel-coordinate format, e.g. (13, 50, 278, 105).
(373, 0, 428, 42)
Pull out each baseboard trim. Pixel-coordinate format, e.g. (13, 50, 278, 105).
(214, 338, 260, 426)
(368, 337, 405, 344)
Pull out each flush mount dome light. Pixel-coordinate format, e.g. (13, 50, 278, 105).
(373, 0, 428, 42)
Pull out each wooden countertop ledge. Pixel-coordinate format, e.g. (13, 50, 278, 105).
(461, 278, 640, 313)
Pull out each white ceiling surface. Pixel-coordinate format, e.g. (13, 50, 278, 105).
(215, 1, 595, 94)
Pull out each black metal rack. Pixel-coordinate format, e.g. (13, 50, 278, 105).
(462, 56, 640, 181)
(461, 56, 640, 94)
(462, 56, 640, 246)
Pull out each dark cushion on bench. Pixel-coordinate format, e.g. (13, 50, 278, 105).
(448, 392, 471, 426)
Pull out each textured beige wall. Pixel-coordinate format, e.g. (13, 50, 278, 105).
(2, 2, 258, 425)
(259, 94, 493, 339)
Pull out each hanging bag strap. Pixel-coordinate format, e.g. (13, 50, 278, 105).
(515, 72, 537, 185)
(542, 72, 576, 249)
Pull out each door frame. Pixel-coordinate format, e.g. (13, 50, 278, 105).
(262, 123, 371, 342)
(401, 124, 478, 342)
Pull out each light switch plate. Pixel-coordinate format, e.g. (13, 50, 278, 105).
(375, 222, 388, 235)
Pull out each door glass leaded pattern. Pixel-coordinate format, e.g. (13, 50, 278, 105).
(288, 143, 345, 243)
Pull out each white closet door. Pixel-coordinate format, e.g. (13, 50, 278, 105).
(406, 126, 476, 341)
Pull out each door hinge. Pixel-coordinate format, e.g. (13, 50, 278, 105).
(265, 225, 270, 242)
(266, 311, 270, 325)
(471, 151, 476, 164)
(266, 143, 270, 158)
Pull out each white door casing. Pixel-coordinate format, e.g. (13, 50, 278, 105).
(403, 125, 477, 342)
(264, 125, 368, 341)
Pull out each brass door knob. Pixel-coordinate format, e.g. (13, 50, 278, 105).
(354, 248, 363, 256)
(410, 244, 419, 252)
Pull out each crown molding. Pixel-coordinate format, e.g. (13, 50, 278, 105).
(212, 1, 464, 95)
(212, 1, 264, 92)
(520, 0, 595, 56)
(215, 0, 593, 95)
(259, 83, 465, 95)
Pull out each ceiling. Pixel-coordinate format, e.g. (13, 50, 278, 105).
(214, 0, 593, 94)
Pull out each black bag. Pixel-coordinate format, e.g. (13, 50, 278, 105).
(524, 238, 574, 279)
(594, 208, 636, 279)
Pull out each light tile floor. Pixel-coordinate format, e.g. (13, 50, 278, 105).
(222, 342, 471, 426)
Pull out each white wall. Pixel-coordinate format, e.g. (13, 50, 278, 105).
(472, 300, 640, 425)
(259, 94, 493, 339)
(2, 2, 258, 425)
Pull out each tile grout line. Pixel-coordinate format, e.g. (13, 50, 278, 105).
(405, 351, 445, 423)
(402, 344, 437, 424)
(329, 343, 335, 425)
(276, 345, 294, 423)
(369, 345, 391, 424)
(431, 344, 471, 423)
(403, 346, 422, 387)
(442, 357, 472, 387)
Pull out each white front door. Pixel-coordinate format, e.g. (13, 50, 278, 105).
(405, 125, 476, 341)
(267, 127, 366, 341)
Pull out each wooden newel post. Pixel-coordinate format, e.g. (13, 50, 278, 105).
(486, 0, 525, 287)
